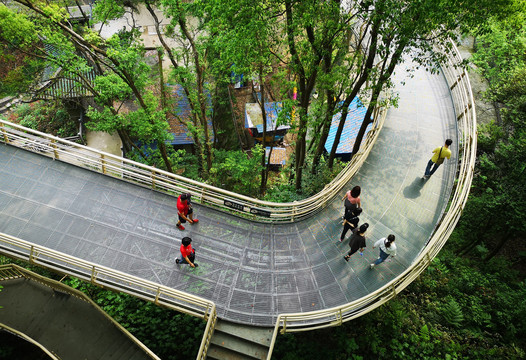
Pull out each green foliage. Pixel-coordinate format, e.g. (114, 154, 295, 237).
(261, 155, 346, 202)
(208, 146, 263, 197)
(301, 156, 346, 196)
(454, 11, 526, 261)
(128, 146, 187, 173)
(0, 4, 38, 47)
(9, 101, 78, 138)
(91, 0, 128, 25)
(272, 244, 526, 359)
(0, 6, 45, 96)
(439, 297, 465, 328)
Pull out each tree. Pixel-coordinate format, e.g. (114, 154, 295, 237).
(1, 0, 176, 171)
(456, 5, 526, 261)
(283, 0, 516, 188)
(204, 0, 285, 194)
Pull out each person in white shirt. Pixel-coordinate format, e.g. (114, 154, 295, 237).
(370, 234, 396, 269)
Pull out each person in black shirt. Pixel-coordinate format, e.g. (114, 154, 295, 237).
(344, 223, 369, 261)
(339, 207, 362, 242)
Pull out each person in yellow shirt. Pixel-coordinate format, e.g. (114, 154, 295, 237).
(423, 139, 452, 179)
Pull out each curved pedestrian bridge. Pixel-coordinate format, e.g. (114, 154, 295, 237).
(0, 60, 464, 330)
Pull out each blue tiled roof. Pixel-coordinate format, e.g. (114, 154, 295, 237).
(168, 84, 214, 145)
(324, 97, 372, 155)
(245, 102, 290, 132)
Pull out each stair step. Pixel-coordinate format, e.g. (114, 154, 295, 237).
(206, 343, 255, 360)
(215, 321, 273, 347)
(210, 331, 268, 360)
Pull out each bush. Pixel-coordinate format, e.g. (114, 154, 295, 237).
(10, 101, 79, 138)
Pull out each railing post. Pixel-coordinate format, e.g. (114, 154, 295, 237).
(90, 265, 97, 284)
(101, 154, 107, 174)
(280, 317, 287, 334)
(51, 139, 59, 159)
(391, 284, 397, 296)
(0, 123, 9, 143)
(151, 168, 156, 190)
(154, 287, 161, 304)
(29, 245, 35, 263)
(425, 252, 433, 267)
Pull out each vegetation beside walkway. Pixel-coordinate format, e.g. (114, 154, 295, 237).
(272, 246, 526, 359)
(272, 7, 526, 359)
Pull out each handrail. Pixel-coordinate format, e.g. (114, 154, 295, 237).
(0, 232, 216, 325)
(0, 102, 386, 223)
(196, 305, 218, 360)
(266, 38, 477, 358)
(0, 232, 218, 359)
(0, 263, 161, 360)
(0, 322, 62, 360)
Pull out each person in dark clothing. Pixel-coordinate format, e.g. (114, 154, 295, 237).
(339, 207, 362, 242)
(344, 223, 369, 261)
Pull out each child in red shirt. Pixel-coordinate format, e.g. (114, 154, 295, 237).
(176, 193, 199, 230)
(176, 237, 198, 267)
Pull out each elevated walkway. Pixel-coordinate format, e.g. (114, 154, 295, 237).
(0, 264, 159, 360)
(0, 41, 476, 359)
(0, 62, 457, 327)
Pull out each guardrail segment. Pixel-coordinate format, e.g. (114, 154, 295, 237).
(0, 232, 217, 359)
(0, 102, 386, 223)
(265, 39, 477, 358)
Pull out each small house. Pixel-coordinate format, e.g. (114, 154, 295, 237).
(245, 102, 290, 143)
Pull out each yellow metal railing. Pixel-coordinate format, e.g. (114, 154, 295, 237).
(0, 263, 161, 360)
(0, 103, 386, 223)
(265, 38, 477, 358)
(0, 233, 216, 358)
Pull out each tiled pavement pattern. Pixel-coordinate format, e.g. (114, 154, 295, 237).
(0, 62, 457, 327)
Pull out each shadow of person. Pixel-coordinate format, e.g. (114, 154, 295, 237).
(403, 176, 426, 199)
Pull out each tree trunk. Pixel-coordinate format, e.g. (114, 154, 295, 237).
(484, 231, 512, 262)
(327, 24, 379, 168)
(349, 39, 407, 159)
(285, 0, 320, 191)
(145, 1, 206, 175)
(311, 89, 335, 173)
(257, 73, 269, 195)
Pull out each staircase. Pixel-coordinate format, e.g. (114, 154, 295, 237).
(207, 320, 273, 360)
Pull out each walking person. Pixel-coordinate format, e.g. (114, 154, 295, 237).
(343, 185, 362, 211)
(176, 237, 198, 267)
(344, 223, 369, 261)
(339, 207, 362, 242)
(423, 139, 453, 179)
(176, 193, 198, 230)
(369, 234, 396, 269)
